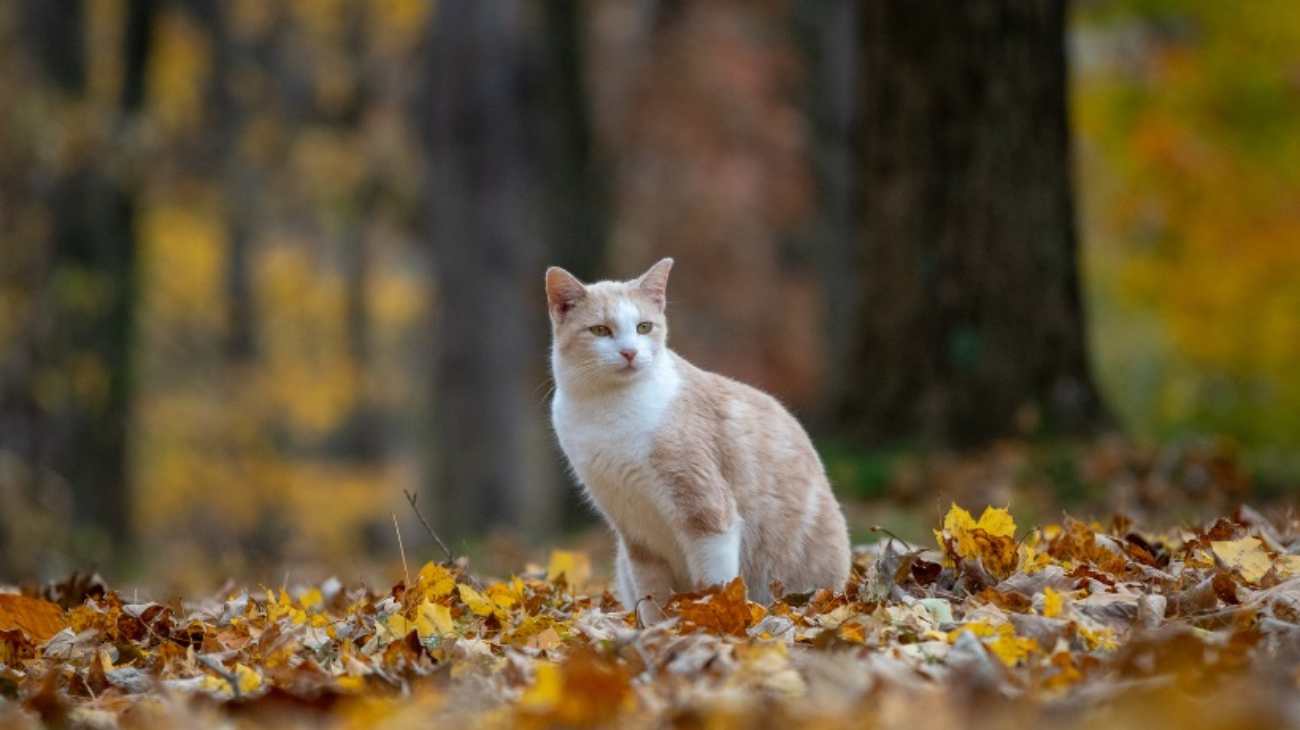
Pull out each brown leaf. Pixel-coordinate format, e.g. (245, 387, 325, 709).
(666, 577, 762, 637)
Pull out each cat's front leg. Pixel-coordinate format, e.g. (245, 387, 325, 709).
(619, 538, 675, 624)
(682, 519, 741, 591)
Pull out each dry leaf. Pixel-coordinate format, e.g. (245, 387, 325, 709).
(0, 595, 66, 643)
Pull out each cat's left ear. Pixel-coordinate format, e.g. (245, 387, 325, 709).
(546, 266, 587, 321)
(636, 257, 673, 311)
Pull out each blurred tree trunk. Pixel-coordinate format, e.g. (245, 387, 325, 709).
(423, 2, 555, 539)
(13, 0, 157, 557)
(539, 0, 606, 281)
(838, 0, 1106, 445)
(191, 0, 257, 363)
(796, 0, 862, 428)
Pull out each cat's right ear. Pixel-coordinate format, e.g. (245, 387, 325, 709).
(545, 266, 587, 320)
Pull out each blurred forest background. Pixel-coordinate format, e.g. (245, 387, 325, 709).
(1, 0, 1297, 589)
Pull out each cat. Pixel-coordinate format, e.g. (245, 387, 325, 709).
(546, 257, 850, 621)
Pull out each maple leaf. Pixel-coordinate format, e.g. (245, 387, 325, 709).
(667, 577, 764, 637)
(458, 583, 495, 617)
(416, 600, 455, 640)
(416, 562, 456, 599)
(935, 504, 1020, 578)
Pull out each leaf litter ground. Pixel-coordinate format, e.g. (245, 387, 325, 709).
(3, 505, 1300, 729)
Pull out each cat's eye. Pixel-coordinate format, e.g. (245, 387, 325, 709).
(589, 325, 612, 337)
(636, 322, 653, 334)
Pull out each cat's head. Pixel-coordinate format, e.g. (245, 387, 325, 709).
(545, 258, 673, 387)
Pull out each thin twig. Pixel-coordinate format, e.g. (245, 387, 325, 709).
(403, 489, 454, 563)
(392, 513, 410, 587)
(870, 525, 908, 557)
(402, 489, 485, 589)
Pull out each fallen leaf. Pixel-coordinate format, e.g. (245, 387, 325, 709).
(546, 550, 592, 589)
(458, 584, 494, 617)
(1211, 537, 1271, 583)
(0, 595, 66, 643)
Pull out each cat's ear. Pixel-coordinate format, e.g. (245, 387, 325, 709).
(545, 266, 587, 320)
(636, 257, 673, 311)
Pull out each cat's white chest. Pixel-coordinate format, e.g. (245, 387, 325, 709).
(552, 364, 682, 558)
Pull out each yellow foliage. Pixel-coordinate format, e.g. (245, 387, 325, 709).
(416, 600, 454, 640)
(546, 550, 592, 589)
(141, 200, 225, 330)
(947, 621, 1039, 667)
(458, 584, 495, 617)
(1042, 587, 1064, 618)
(935, 504, 1019, 578)
(146, 9, 210, 134)
(417, 562, 456, 599)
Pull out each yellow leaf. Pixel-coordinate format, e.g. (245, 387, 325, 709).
(1277, 554, 1300, 579)
(1212, 537, 1271, 583)
(976, 507, 1016, 538)
(1042, 587, 1064, 618)
(386, 612, 411, 638)
(1079, 625, 1118, 652)
(519, 662, 563, 709)
(234, 663, 262, 695)
(949, 621, 1037, 667)
(416, 601, 455, 639)
(838, 622, 866, 644)
(299, 588, 323, 610)
(458, 584, 494, 616)
(202, 664, 262, 696)
(989, 630, 1039, 667)
(546, 550, 591, 588)
(946, 620, 997, 642)
(487, 583, 518, 609)
(943, 503, 977, 535)
(417, 562, 456, 598)
(937, 504, 1019, 578)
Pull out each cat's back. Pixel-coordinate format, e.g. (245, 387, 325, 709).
(661, 352, 825, 479)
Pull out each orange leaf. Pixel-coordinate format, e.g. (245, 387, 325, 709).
(0, 594, 66, 643)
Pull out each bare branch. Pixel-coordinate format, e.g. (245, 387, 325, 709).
(402, 489, 454, 563)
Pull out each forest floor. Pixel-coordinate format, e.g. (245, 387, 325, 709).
(3, 503, 1300, 729)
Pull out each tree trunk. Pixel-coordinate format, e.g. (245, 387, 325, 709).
(841, 0, 1106, 445)
(12, 0, 157, 558)
(795, 0, 862, 428)
(189, 0, 258, 363)
(423, 1, 555, 539)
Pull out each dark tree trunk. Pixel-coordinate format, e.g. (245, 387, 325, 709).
(190, 0, 258, 363)
(840, 0, 1106, 446)
(796, 0, 863, 428)
(538, 0, 606, 281)
(13, 0, 157, 556)
(423, 2, 555, 539)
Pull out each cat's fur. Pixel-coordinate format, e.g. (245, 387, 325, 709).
(546, 258, 850, 619)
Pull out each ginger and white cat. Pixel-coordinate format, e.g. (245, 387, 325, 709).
(546, 258, 850, 619)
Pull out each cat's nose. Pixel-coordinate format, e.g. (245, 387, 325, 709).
(619, 348, 637, 364)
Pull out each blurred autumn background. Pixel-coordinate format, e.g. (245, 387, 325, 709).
(1, 0, 1297, 590)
